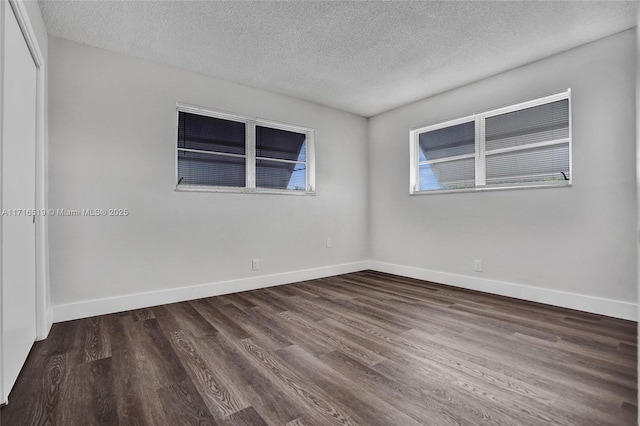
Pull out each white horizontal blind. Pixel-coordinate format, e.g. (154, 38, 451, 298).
(484, 98, 570, 186)
(416, 121, 476, 191)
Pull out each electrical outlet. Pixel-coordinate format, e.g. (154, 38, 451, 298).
(326, 237, 333, 248)
(474, 260, 482, 272)
(252, 259, 260, 270)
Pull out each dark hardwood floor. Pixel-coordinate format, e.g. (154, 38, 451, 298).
(1, 271, 637, 425)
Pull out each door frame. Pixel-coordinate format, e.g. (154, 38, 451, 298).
(0, 0, 49, 403)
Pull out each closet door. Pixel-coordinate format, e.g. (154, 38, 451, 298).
(1, 1, 37, 403)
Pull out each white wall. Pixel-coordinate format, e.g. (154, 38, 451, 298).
(48, 37, 369, 320)
(369, 29, 638, 319)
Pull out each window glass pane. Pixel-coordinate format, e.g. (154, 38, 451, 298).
(419, 157, 474, 191)
(486, 142, 569, 185)
(256, 126, 306, 161)
(485, 99, 569, 152)
(418, 121, 475, 161)
(256, 159, 306, 191)
(178, 112, 245, 155)
(178, 150, 245, 187)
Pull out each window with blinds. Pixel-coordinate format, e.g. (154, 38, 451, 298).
(417, 120, 476, 191)
(176, 104, 315, 194)
(255, 125, 308, 191)
(410, 90, 571, 194)
(177, 112, 247, 188)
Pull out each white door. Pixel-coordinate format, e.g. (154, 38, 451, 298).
(1, 1, 37, 403)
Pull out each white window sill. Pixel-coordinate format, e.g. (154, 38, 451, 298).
(410, 181, 572, 195)
(175, 185, 316, 196)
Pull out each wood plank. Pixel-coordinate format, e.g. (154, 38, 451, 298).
(235, 338, 356, 426)
(191, 299, 251, 341)
(83, 316, 112, 362)
(198, 332, 302, 425)
(157, 379, 217, 426)
(217, 303, 294, 351)
(108, 314, 168, 426)
(219, 407, 268, 426)
(162, 328, 250, 419)
(276, 345, 423, 426)
(87, 358, 119, 425)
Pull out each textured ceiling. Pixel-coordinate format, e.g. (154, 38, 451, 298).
(39, 1, 638, 117)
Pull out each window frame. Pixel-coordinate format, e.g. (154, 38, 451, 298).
(176, 103, 316, 195)
(409, 89, 572, 195)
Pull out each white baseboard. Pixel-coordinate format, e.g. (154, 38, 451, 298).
(52, 261, 369, 323)
(368, 260, 638, 321)
(52, 259, 638, 323)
